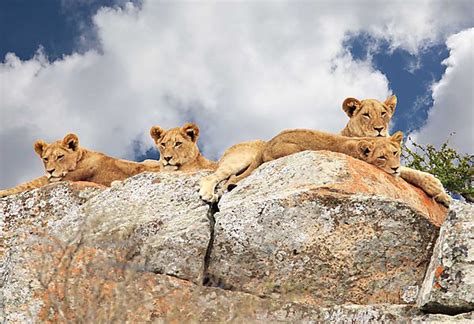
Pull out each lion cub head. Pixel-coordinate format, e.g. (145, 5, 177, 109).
(342, 95, 397, 137)
(34, 134, 82, 182)
(357, 131, 403, 176)
(150, 123, 201, 170)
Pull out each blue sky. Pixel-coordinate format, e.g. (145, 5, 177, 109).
(1, 1, 473, 187)
(1, 0, 113, 60)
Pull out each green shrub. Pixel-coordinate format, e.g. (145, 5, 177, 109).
(402, 135, 474, 202)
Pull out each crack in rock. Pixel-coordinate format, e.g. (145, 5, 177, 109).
(202, 201, 219, 286)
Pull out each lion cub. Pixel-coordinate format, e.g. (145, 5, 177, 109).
(149, 122, 217, 172)
(199, 131, 403, 203)
(0, 133, 161, 197)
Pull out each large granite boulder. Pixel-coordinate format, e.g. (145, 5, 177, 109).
(418, 201, 474, 314)
(2, 151, 467, 322)
(208, 151, 446, 305)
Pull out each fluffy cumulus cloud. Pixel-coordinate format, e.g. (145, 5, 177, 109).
(0, 1, 472, 188)
(410, 28, 474, 154)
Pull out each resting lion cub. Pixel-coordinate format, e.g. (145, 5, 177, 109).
(199, 131, 403, 203)
(0, 133, 161, 197)
(150, 122, 217, 172)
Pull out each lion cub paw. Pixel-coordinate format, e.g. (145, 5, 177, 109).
(199, 178, 219, 203)
(434, 192, 452, 208)
(424, 175, 451, 207)
(199, 188, 219, 203)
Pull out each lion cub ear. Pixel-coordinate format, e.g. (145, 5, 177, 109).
(34, 140, 47, 157)
(390, 131, 403, 144)
(384, 95, 397, 114)
(357, 140, 374, 158)
(182, 123, 200, 143)
(62, 133, 79, 151)
(150, 126, 165, 142)
(342, 97, 361, 117)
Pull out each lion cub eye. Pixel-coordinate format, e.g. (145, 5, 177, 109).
(57, 154, 64, 160)
(43, 157, 48, 162)
(381, 111, 387, 117)
(160, 143, 166, 148)
(393, 151, 398, 156)
(362, 113, 370, 118)
(175, 142, 182, 147)
(378, 155, 387, 160)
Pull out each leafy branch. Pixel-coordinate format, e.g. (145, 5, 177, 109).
(402, 134, 474, 202)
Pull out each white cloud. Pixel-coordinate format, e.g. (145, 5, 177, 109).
(1, 1, 472, 188)
(410, 28, 474, 154)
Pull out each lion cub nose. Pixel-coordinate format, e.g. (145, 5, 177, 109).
(391, 167, 399, 172)
(374, 127, 384, 132)
(163, 156, 172, 162)
(47, 168, 55, 174)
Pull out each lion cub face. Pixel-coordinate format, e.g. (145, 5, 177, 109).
(150, 123, 201, 170)
(342, 96, 397, 137)
(34, 134, 81, 182)
(357, 131, 403, 176)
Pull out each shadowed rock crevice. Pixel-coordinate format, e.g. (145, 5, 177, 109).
(201, 201, 238, 292)
(202, 201, 218, 286)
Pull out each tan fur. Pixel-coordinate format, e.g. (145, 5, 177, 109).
(340, 96, 451, 207)
(199, 132, 403, 203)
(0, 133, 161, 197)
(199, 140, 265, 202)
(341, 96, 396, 137)
(231, 130, 403, 186)
(0, 176, 51, 197)
(262, 130, 403, 172)
(150, 122, 217, 172)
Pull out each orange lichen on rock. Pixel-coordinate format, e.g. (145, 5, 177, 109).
(434, 266, 444, 279)
(315, 151, 448, 226)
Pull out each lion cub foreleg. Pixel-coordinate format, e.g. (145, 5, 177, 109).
(399, 166, 451, 207)
(225, 141, 303, 188)
(199, 140, 265, 203)
(0, 176, 50, 198)
(199, 168, 233, 203)
(199, 154, 257, 203)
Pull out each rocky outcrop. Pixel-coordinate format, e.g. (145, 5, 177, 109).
(418, 201, 474, 314)
(208, 151, 442, 305)
(1, 150, 468, 323)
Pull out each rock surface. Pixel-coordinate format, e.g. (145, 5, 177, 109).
(54, 272, 471, 323)
(0, 182, 104, 323)
(418, 201, 474, 314)
(1, 151, 466, 322)
(209, 151, 443, 305)
(81, 171, 212, 284)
